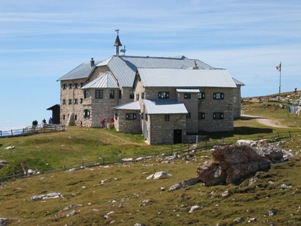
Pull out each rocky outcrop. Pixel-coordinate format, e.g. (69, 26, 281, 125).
(197, 141, 292, 186)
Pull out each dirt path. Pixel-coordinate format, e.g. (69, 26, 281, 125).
(241, 114, 288, 128)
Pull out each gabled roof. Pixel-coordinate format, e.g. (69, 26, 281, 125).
(57, 60, 101, 81)
(144, 99, 188, 115)
(232, 77, 245, 86)
(113, 101, 140, 110)
(81, 73, 118, 89)
(137, 68, 237, 88)
(96, 55, 213, 87)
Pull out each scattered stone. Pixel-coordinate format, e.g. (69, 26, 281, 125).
(135, 157, 145, 162)
(160, 187, 166, 191)
(146, 171, 172, 180)
(122, 158, 133, 162)
(169, 177, 199, 191)
(134, 223, 145, 226)
(233, 217, 243, 223)
(237, 140, 257, 146)
(221, 190, 231, 198)
(66, 210, 77, 217)
(0, 218, 9, 226)
(104, 211, 115, 219)
(32, 192, 63, 201)
(4, 146, 15, 150)
(188, 205, 200, 213)
(278, 183, 292, 189)
(268, 209, 277, 216)
(247, 217, 256, 223)
(61, 204, 83, 211)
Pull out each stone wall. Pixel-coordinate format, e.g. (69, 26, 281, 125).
(177, 92, 198, 134)
(147, 114, 186, 145)
(233, 85, 242, 119)
(114, 109, 141, 134)
(60, 78, 86, 126)
(198, 87, 234, 132)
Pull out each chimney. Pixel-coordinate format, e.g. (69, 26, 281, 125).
(90, 58, 95, 67)
(113, 29, 122, 57)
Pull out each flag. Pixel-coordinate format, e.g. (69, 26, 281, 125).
(276, 62, 281, 72)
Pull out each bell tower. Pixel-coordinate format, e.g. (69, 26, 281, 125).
(113, 29, 122, 56)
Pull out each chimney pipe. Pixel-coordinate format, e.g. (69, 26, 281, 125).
(90, 58, 95, 67)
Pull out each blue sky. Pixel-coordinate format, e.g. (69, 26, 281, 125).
(0, 0, 301, 130)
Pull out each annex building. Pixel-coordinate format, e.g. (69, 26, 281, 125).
(57, 34, 244, 145)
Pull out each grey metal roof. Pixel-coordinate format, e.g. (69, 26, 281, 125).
(81, 73, 118, 89)
(113, 101, 140, 110)
(57, 60, 101, 81)
(144, 99, 188, 115)
(96, 55, 214, 87)
(138, 68, 237, 88)
(232, 77, 245, 86)
(176, 89, 200, 93)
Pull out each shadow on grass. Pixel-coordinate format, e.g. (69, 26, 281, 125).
(200, 126, 273, 139)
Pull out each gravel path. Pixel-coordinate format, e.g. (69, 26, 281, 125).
(241, 114, 288, 128)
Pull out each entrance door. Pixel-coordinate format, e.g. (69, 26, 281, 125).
(173, 129, 182, 144)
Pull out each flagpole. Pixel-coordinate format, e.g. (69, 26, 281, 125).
(279, 62, 282, 94)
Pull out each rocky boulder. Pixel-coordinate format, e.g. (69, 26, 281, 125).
(197, 145, 271, 185)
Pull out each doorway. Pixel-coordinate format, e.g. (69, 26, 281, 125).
(173, 129, 182, 144)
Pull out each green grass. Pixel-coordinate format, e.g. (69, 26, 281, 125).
(1, 94, 301, 225)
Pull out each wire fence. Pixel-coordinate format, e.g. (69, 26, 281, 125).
(0, 130, 295, 183)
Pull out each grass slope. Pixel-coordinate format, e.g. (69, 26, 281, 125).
(0, 93, 301, 225)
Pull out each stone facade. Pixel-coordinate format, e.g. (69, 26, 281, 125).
(114, 109, 141, 134)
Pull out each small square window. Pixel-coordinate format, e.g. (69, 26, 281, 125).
(74, 99, 78, 104)
(84, 109, 90, 118)
(69, 84, 73, 89)
(198, 112, 205, 119)
(184, 93, 191, 99)
(213, 92, 224, 100)
(213, 112, 224, 120)
(110, 90, 115, 99)
(165, 115, 170, 121)
(126, 113, 137, 120)
(130, 90, 134, 99)
(68, 99, 72, 105)
(62, 99, 66, 105)
(74, 83, 78, 89)
(198, 92, 205, 99)
(158, 92, 169, 99)
(136, 94, 139, 101)
(95, 90, 103, 99)
(119, 90, 122, 99)
(141, 92, 145, 99)
(186, 112, 191, 119)
(62, 84, 67, 90)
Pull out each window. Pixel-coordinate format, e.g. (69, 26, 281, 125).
(62, 84, 67, 90)
(213, 112, 224, 120)
(62, 99, 66, 105)
(84, 109, 90, 118)
(68, 99, 72, 105)
(74, 99, 78, 104)
(74, 115, 77, 120)
(141, 92, 145, 99)
(114, 113, 118, 120)
(136, 94, 139, 101)
(145, 113, 148, 121)
(110, 90, 115, 99)
(119, 90, 122, 99)
(140, 113, 144, 120)
(69, 83, 73, 89)
(74, 83, 78, 89)
(213, 92, 224, 100)
(80, 98, 83, 104)
(129, 90, 134, 99)
(165, 114, 170, 121)
(80, 82, 84, 88)
(126, 113, 137, 120)
(198, 92, 205, 99)
(158, 92, 169, 99)
(95, 90, 103, 99)
(63, 114, 65, 120)
(84, 90, 88, 99)
(198, 112, 205, 119)
(184, 93, 191, 99)
(186, 112, 191, 118)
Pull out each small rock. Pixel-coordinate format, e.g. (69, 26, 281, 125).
(66, 210, 77, 217)
(5, 146, 15, 150)
(188, 205, 200, 213)
(233, 217, 243, 223)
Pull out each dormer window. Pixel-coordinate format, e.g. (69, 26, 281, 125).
(158, 92, 169, 99)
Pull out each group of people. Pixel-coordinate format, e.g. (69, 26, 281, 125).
(32, 117, 53, 129)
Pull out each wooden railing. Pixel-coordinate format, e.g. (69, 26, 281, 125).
(0, 124, 65, 138)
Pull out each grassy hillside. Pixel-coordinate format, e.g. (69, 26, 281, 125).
(1, 93, 301, 225)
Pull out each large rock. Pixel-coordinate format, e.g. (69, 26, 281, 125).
(197, 145, 272, 185)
